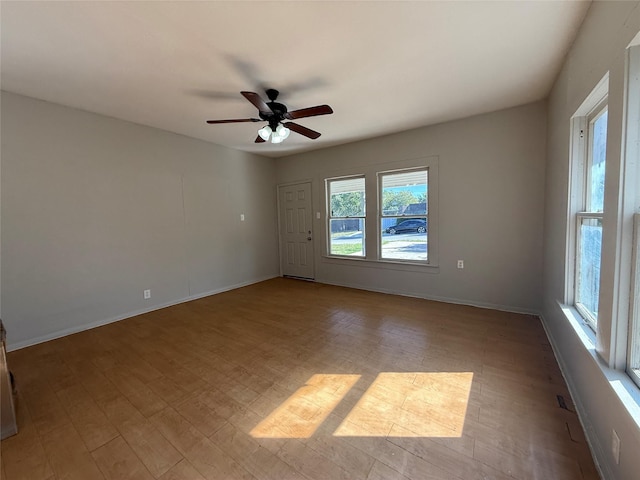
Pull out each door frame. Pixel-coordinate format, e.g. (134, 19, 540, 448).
(277, 180, 316, 279)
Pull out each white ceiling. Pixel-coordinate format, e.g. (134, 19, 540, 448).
(1, 1, 590, 158)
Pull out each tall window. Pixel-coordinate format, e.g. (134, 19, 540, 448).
(327, 176, 365, 257)
(379, 169, 428, 262)
(627, 43, 640, 389)
(576, 106, 607, 328)
(569, 79, 608, 331)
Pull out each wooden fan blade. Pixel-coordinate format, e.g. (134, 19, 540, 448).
(285, 105, 333, 120)
(255, 135, 266, 143)
(285, 122, 321, 140)
(241, 91, 272, 114)
(206, 118, 261, 124)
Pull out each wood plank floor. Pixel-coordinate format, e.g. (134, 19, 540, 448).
(1, 278, 600, 480)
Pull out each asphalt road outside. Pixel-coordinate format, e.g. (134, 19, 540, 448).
(331, 231, 427, 260)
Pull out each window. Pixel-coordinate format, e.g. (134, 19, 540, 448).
(627, 43, 640, 388)
(563, 37, 640, 395)
(327, 176, 365, 257)
(568, 77, 608, 330)
(324, 157, 438, 266)
(576, 106, 608, 327)
(379, 169, 428, 262)
(630, 215, 640, 388)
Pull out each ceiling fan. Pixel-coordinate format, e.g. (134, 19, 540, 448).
(206, 89, 333, 144)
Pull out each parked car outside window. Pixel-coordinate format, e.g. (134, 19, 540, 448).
(386, 219, 427, 234)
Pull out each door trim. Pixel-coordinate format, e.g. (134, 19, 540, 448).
(277, 180, 315, 279)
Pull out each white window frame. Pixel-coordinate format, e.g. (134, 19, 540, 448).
(629, 215, 640, 388)
(566, 75, 609, 332)
(625, 42, 640, 387)
(322, 156, 439, 269)
(326, 175, 366, 258)
(377, 167, 429, 264)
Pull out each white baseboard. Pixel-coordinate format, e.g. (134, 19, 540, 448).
(6, 275, 277, 352)
(318, 279, 541, 316)
(538, 308, 607, 480)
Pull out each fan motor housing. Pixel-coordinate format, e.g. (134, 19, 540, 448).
(261, 102, 287, 117)
(262, 88, 287, 121)
(260, 101, 288, 131)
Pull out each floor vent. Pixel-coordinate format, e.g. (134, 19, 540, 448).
(557, 394, 570, 411)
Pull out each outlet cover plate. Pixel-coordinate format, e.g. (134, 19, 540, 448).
(612, 429, 620, 464)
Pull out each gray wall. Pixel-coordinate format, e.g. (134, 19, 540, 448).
(276, 102, 547, 313)
(542, 1, 640, 479)
(4, 5, 640, 476)
(1, 92, 279, 350)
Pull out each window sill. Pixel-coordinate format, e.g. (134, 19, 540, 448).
(558, 302, 597, 349)
(556, 301, 640, 430)
(322, 255, 440, 274)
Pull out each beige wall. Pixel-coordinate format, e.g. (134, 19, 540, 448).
(276, 102, 547, 313)
(5, 6, 640, 473)
(1, 92, 279, 349)
(1, 93, 548, 347)
(542, 2, 640, 479)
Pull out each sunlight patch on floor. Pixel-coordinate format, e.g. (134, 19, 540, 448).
(250, 374, 361, 438)
(251, 372, 473, 439)
(333, 372, 473, 437)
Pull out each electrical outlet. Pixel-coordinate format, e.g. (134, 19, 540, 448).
(144, 289, 151, 300)
(612, 429, 620, 464)
(240, 214, 245, 221)
(457, 260, 464, 269)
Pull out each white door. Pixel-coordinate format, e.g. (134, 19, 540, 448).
(278, 182, 314, 279)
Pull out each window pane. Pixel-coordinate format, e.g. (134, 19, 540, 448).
(381, 217, 427, 261)
(381, 170, 427, 216)
(576, 217, 602, 322)
(632, 297, 640, 381)
(329, 178, 365, 217)
(589, 110, 607, 212)
(329, 218, 365, 256)
(629, 215, 640, 387)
